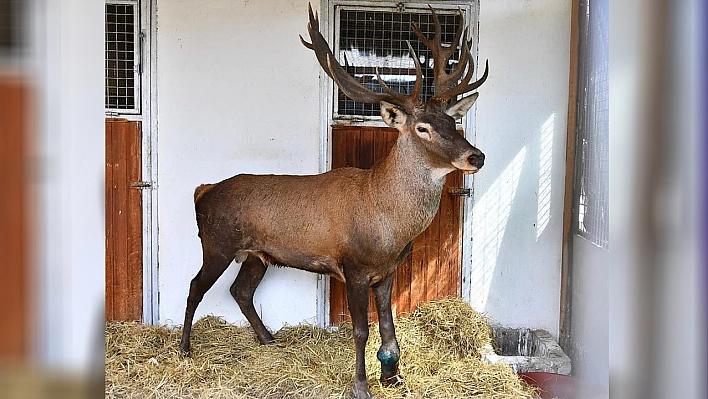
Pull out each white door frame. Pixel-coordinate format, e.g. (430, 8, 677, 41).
(140, 0, 159, 324)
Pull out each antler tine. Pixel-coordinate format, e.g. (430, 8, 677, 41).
(427, 5, 442, 48)
(411, 6, 488, 104)
(411, 6, 441, 50)
(445, 37, 480, 92)
(299, 35, 314, 50)
(433, 7, 465, 70)
(299, 4, 332, 80)
(406, 40, 424, 101)
(374, 41, 423, 107)
(433, 59, 489, 103)
(299, 3, 318, 47)
(374, 67, 408, 106)
(326, 55, 387, 104)
(301, 2, 421, 110)
(449, 8, 465, 59)
(412, 7, 469, 95)
(439, 28, 470, 90)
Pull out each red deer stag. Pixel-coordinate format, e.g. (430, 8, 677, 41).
(180, 4, 488, 398)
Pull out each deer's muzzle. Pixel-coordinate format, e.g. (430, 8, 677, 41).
(469, 152, 485, 169)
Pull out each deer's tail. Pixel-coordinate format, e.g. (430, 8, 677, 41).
(194, 184, 215, 203)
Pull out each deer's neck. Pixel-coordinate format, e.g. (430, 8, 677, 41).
(369, 133, 447, 238)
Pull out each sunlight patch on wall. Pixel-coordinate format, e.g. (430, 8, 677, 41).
(536, 113, 555, 240)
(470, 147, 527, 311)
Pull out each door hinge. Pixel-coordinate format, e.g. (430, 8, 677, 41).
(449, 188, 472, 197)
(131, 181, 153, 190)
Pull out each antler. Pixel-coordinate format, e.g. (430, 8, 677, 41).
(300, 4, 487, 110)
(300, 3, 423, 112)
(412, 6, 488, 104)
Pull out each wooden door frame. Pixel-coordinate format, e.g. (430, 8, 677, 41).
(558, 0, 580, 350)
(315, 0, 481, 327)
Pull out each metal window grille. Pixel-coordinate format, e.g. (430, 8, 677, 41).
(575, 0, 608, 249)
(106, 1, 140, 113)
(334, 7, 466, 118)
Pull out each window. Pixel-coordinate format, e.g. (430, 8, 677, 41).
(574, 0, 608, 249)
(332, 3, 476, 119)
(105, 0, 140, 113)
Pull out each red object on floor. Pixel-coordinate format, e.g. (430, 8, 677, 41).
(519, 372, 607, 399)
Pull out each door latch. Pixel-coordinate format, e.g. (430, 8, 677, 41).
(131, 181, 152, 190)
(449, 188, 472, 197)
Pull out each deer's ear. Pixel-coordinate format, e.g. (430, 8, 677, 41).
(445, 93, 479, 119)
(380, 101, 408, 128)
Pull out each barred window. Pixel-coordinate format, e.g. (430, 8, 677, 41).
(575, 0, 608, 249)
(105, 1, 140, 113)
(334, 5, 471, 119)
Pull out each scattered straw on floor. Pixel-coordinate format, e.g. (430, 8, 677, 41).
(106, 298, 538, 399)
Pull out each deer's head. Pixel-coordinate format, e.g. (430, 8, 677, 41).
(301, 4, 488, 175)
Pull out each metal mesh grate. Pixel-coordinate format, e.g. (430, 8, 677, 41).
(336, 9, 462, 117)
(575, 0, 608, 249)
(105, 2, 139, 111)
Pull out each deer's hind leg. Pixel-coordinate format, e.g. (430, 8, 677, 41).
(180, 249, 234, 354)
(230, 254, 274, 344)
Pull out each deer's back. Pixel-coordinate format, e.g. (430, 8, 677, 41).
(194, 168, 407, 280)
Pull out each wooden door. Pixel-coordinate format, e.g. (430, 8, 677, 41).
(105, 119, 143, 322)
(0, 78, 30, 358)
(329, 126, 464, 324)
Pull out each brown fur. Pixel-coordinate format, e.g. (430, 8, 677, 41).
(193, 184, 214, 203)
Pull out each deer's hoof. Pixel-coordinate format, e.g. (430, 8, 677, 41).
(350, 381, 373, 399)
(380, 373, 403, 388)
(349, 391, 373, 399)
(255, 331, 276, 345)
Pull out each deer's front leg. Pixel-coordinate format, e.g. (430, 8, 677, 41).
(345, 274, 372, 399)
(372, 273, 402, 386)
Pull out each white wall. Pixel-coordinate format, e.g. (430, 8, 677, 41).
(156, 0, 572, 336)
(569, 238, 608, 389)
(156, 0, 322, 328)
(470, 0, 570, 336)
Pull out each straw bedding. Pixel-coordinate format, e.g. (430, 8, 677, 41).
(106, 298, 537, 398)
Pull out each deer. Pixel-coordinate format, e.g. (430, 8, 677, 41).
(179, 4, 488, 398)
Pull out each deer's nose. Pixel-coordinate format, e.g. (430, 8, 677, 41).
(469, 152, 485, 168)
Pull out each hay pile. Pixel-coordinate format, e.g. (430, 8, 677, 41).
(106, 298, 537, 398)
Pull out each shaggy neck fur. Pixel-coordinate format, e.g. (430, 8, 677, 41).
(369, 131, 447, 241)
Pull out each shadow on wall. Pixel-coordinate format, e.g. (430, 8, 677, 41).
(471, 144, 527, 310)
(470, 112, 558, 319)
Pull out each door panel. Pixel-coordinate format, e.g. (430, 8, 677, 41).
(329, 126, 463, 324)
(0, 78, 29, 358)
(105, 119, 143, 322)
